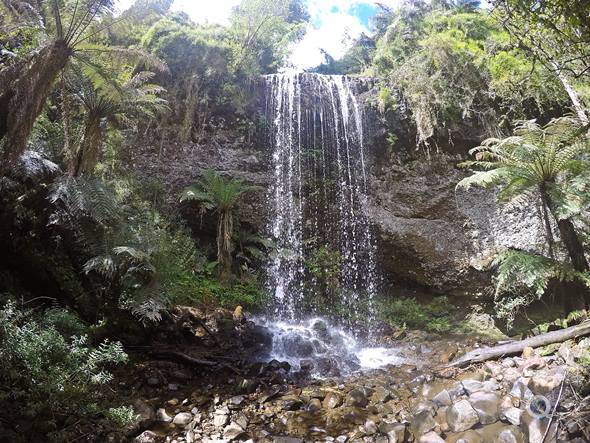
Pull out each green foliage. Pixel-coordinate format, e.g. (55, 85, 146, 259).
(492, 250, 590, 326)
(105, 406, 137, 428)
(0, 301, 127, 439)
(378, 296, 453, 332)
(305, 246, 342, 290)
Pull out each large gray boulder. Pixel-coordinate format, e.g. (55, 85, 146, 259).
(468, 391, 500, 425)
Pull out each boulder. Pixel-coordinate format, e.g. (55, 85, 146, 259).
(468, 391, 500, 425)
(461, 379, 484, 395)
(529, 371, 564, 395)
(446, 400, 480, 432)
(306, 398, 322, 412)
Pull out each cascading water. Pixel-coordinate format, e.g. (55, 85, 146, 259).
(257, 72, 408, 374)
(264, 72, 377, 324)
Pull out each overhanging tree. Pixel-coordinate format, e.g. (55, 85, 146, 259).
(458, 117, 590, 308)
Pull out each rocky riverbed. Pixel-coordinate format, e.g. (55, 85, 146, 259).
(98, 308, 590, 443)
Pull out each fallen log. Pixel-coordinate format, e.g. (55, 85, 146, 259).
(447, 321, 590, 368)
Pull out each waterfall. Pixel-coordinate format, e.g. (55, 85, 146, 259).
(264, 72, 377, 325)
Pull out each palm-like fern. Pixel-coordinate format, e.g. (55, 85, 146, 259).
(458, 117, 590, 307)
(181, 169, 258, 280)
(65, 63, 167, 176)
(0, 0, 165, 173)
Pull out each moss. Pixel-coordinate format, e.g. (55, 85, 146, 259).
(378, 296, 453, 333)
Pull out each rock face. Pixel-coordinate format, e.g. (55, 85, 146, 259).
(368, 156, 548, 295)
(131, 80, 547, 296)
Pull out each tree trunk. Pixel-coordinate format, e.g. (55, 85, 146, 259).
(539, 187, 556, 259)
(543, 184, 590, 308)
(217, 210, 233, 281)
(551, 61, 589, 125)
(68, 114, 102, 176)
(0, 40, 71, 173)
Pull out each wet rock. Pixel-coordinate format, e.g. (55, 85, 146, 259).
(410, 410, 436, 438)
(446, 400, 480, 432)
(173, 412, 193, 426)
(299, 359, 314, 372)
(529, 371, 564, 395)
(468, 391, 500, 425)
(432, 389, 452, 407)
(364, 419, 378, 435)
(494, 425, 525, 443)
(461, 379, 484, 394)
(156, 408, 172, 423)
(126, 399, 155, 436)
(238, 377, 260, 394)
(509, 378, 533, 401)
(522, 410, 551, 443)
(347, 389, 369, 407)
(522, 346, 535, 359)
(272, 437, 304, 443)
(279, 395, 304, 411)
(501, 407, 521, 426)
(371, 386, 392, 404)
(447, 429, 483, 443)
(223, 421, 246, 440)
(379, 422, 407, 443)
(306, 398, 322, 412)
(282, 333, 314, 357)
(134, 430, 158, 443)
(419, 431, 445, 442)
(228, 395, 245, 408)
(323, 392, 343, 409)
(213, 407, 230, 428)
(316, 356, 340, 376)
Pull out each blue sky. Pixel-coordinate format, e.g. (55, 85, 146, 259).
(116, 1, 400, 68)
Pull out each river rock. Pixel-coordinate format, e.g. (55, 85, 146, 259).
(468, 391, 500, 424)
(306, 398, 322, 412)
(447, 429, 483, 443)
(272, 436, 304, 443)
(282, 333, 314, 357)
(372, 386, 392, 404)
(461, 379, 484, 394)
(529, 371, 564, 395)
(494, 425, 525, 443)
(223, 421, 246, 440)
(419, 431, 445, 443)
(509, 378, 533, 401)
(299, 359, 314, 372)
(447, 400, 480, 432)
(156, 408, 172, 423)
(522, 410, 551, 443)
(432, 389, 452, 407)
(347, 389, 369, 407)
(323, 392, 343, 409)
(501, 407, 521, 426)
(410, 410, 436, 437)
(364, 419, 378, 435)
(173, 412, 193, 426)
(126, 399, 155, 436)
(134, 430, 158, 443)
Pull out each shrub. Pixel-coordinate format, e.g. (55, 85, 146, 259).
(379, 296, 452, 332)
(0, 301, 128, 441)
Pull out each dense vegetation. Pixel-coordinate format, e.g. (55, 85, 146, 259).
(0, 0, 589, 440)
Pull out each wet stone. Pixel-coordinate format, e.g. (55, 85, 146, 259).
(323, 392, 343, 409)
(468, 391, 500, 425)
(446, 400, 480, 432)
(172, 412, 193, 426)
(347, 389, 369, 407)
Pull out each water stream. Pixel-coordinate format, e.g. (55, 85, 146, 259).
(261, 72, 400, 373)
